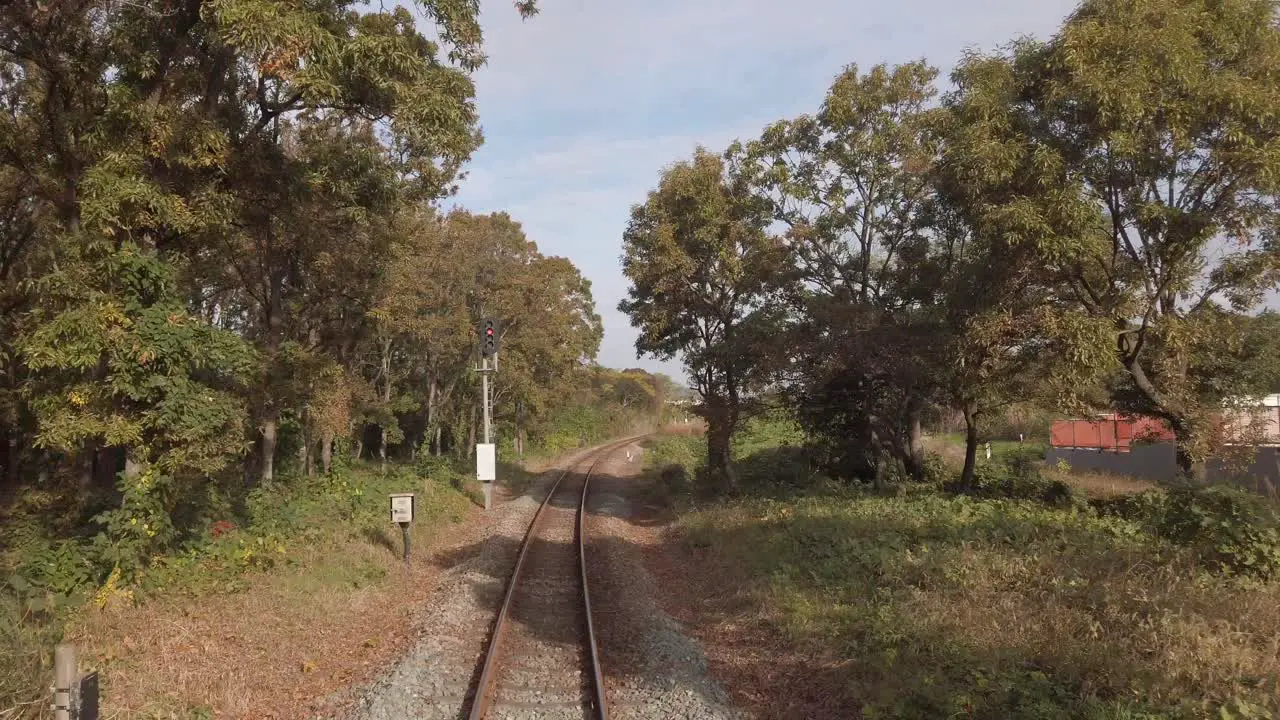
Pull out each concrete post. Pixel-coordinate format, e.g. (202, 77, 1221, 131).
(481, 354, 493, 511)
(53, 644, 75, 720)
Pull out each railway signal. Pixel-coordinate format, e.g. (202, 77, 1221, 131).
(481, 319, 498, 357)
(476, 318, 498, 510)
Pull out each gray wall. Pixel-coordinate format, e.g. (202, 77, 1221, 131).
(1046, 443, 1280, 498)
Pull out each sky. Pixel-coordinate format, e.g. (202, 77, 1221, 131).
(442, 0, 1088, 385)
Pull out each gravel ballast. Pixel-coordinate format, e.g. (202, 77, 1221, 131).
(344, 447, 595, 720)
(585, 443, 747, 720)
(343, 440, 745, 720)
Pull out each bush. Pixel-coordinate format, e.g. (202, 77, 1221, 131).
(876, 452, 950, 489)
(659, 463, 690, 494)
(415, 454, 466, 489)
(738, 446, 814, 489)
(944, 454, 1084, 510)
(1096, 485, 1280, 579)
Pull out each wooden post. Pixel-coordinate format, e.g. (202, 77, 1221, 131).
(53, 644, 75, 720)
(400, 522, 411, 570)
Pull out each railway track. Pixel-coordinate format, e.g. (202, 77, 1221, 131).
(466, 437, 639, 720)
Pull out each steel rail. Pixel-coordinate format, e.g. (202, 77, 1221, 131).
(579, 443, 610, 720)
(466, 437, 641, 720)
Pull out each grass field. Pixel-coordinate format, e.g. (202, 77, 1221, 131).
(924, 432, 1157, 498)
(933, 432, 1049, 458)
(644, 421, 1280, 719)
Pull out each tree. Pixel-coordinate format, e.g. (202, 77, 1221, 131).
(730, 62, 942, 482)
(940, 0, 1280, 478)
(619, 148, 782, 487)
(0, 0, 542, 576)
(0, 0, 540, 485)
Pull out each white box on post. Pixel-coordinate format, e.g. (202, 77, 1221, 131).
(389, 493, 415, 524)
(389, 493, 415, 568)
(476, 443, 496, 482)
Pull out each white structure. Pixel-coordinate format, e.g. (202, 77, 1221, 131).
(1222, 394, 1280, 445)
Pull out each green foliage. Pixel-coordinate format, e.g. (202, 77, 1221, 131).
(641, 433, 702, 497)
(946, 454, 1085, 510)
(1096, 486, 1280, 580)
(729, 62, 953, 486)
(618, 148, 785, 483)
(21, 244, 256, 473)
(681, 426, 1280, 718)
(643, 415, 824, 497)
(938, 0, 1280, 471)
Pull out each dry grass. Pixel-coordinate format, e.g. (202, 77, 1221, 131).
(923, 433, 1159, 499)
(660, 421, 705, 437)
(632, 423, 1279, 718)
(66, 496, 495, 718)
(1042, 466, 1158, 498)
(681, 494, 1280, 718)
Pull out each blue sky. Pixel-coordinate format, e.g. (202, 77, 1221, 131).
(443, 0, 1087, 383)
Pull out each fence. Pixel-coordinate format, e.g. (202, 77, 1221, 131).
(1049, 415, 1174, 452)
(1050, 398, 1280, 453)
(1045, 443, 1280, 498)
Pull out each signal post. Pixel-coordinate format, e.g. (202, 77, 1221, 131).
(476, 320, 498, 510)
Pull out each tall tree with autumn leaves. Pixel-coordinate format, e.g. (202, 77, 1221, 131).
(0, 0, 667, 587)
(619, 149, 784, 487)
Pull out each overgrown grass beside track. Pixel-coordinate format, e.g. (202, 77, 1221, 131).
(1, 458, 478, 717)
(2, 409, 645, 716)
(644, 419, 1280, 719)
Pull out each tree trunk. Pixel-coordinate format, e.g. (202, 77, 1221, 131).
(903, 395, 926, 483)
(516, 399, 525, 460)
(1121, 348, 1206, 482)
(79, 439, 96, 492)
(706, 425, 736, 490)
(257, 267, 285, 485)
(425, 379, 437, 455)
(705, 398, 737, 490)
(1175, 445, 1207, 483)
(435, 426, 442, 457)
(243, 447, 257, 487)
(261, 414, 278, 483)
(380, 338, 392, 473)
(354, 437, 363, 461)
(321, 429, 334, 474)
(298, 416, 312, 476)
(3, 429, 18, 487)
(123, 451, 143, 481)
(960, 403, 979, 490)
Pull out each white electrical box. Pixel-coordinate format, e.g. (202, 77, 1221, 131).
(476, 443, 496, 482)
(389, 493, 415, 524)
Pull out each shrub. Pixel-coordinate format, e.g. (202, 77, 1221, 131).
(876, 452, 950, 489)
(944, 455, 1084, 510)
(738, 446, 814, 489)
(415, 454, 465, 490)
(1094, 485, 1280, 579)
(659, 463, 690, 494)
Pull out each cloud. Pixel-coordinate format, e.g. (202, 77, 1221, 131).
(441, 0, 1085, 382)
